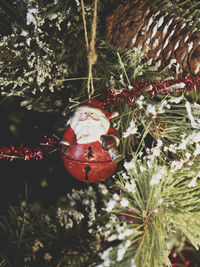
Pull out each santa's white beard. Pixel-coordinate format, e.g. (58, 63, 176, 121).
(69, 116, 110, 144)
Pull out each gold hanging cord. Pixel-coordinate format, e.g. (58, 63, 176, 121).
(81, 0, 98, 99)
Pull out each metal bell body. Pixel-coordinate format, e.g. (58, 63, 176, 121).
(62, 139, 118, 182)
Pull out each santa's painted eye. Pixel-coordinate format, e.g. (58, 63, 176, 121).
(85, 112, 87, 114)
(91, 112, 93, 115)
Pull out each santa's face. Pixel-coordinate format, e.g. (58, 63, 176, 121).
(68, 105, 110, 144)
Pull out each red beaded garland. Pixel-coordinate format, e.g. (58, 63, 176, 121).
(101, 75, 200, 106)
(0, 136, 59, 161)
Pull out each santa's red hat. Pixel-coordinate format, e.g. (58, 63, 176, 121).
(80, 98, 118, 120)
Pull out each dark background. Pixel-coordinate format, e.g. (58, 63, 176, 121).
(0, 96, 87, 207)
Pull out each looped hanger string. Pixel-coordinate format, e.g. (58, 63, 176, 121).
(81, 0, 98, 100)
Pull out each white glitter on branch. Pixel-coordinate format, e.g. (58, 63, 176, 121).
(27, 8, 38, 25)
(100, 247, 113, 267)
(188, 177, 197, 188)
(125, 181, 136, 193)
(168, 96, 183, 103)
(123, 120, 138, 138)
(185, 101, 199, 128)
(106, 199, 117, 212)
(136, 95, 144, 109)
(120, 198, 130, 207)
(117, 240, 131, 262)
(146, 104, 156, 117)
(150, 166, 167, 186)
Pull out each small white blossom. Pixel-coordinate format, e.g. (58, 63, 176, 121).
(125, 240, 131, 247)
(194, 102, 200, 107)
(117, 244, 127, 261)
(106, 199, 117, 212)
(147, 159, 153, 168)
(150, 173, 162, 185)
(168, 96, 183, 103)
(104, 259, 111, 267)
(130, 259, 136, 267)
(99, 247, 113, 267)
(157, 139, 163, 147)
(32, 239, 43, 253)
(118, 229, 134, 240)
(98, 184, 108, 195)
(136, 95, 144, 109)
(166, 82, 186, 91)
(116, 226, 134, 240)
(178, 132, 200, 150)
(113, 193, 120, 201)
(166, 237, 177, 250)
(168, 143, 178, 153)
(108, 234, 118, 241)
(120, 198, 129, 207)
(82, 199, 89, 205)
(188, 177, 197, 187)
(123, 120, 138, 138)
(124, 161, 136, 171)
(158, 100, 170, 113)
(188, 161, 193, 166)
(139, 165, 146, 173)
(44, 252, 52, 261)
(186, 101, 198, 128)
(67, 21, 71, 28)
(122, 172, 130, 179)
(75, 0, 80, 6)
(192, 132, 200, 143)
(125, 181, 136, 193)
(151, 147, 161, 157)
(163, 146, 169, 152)
(150, 166, 167, 185)
(146, 104, 156, 117)
(185, 152, 191, 160)
(21, 30, 28, 36)
(69, 200, 76, 207)
(50, 14, 58, 19)
(194, 143, 200, 156)
(171, 159, 185, 171)
(27, 8, 38, 25)
(178, 139, 187, 150)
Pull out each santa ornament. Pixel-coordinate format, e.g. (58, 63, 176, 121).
(59, 99, 123, 182)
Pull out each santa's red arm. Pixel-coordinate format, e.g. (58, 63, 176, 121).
(107, 127, 120, 146)
(60, 125, 75, 146)
(107, 127, 120, 138)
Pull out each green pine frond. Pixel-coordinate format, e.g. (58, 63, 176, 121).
(101, 154, 200, 267)
(97, 90, 200, 266)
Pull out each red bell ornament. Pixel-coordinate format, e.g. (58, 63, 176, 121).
(60, 99, 123, 182)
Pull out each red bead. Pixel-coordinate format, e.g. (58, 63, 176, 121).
(185, 260, 190, 266)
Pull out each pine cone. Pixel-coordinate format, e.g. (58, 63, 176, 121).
(106, 0, 200, 75)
